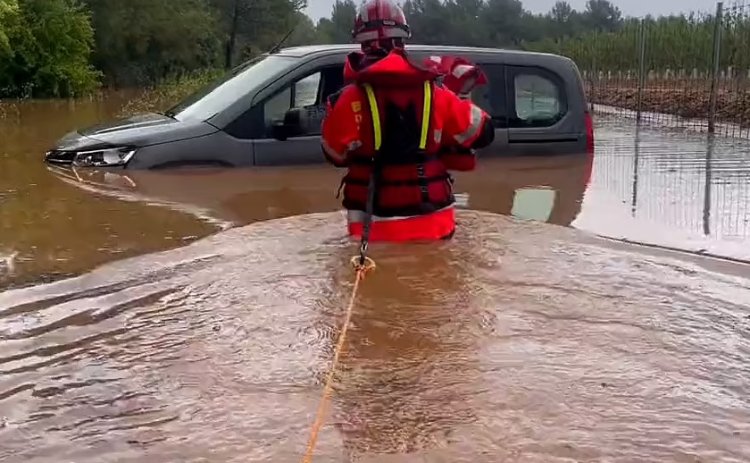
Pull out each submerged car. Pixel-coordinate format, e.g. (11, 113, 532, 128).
(44, 44, 594, 170)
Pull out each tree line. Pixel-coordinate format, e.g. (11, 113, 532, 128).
(1, 0, 746, 100)
(0, 0, 308, 98)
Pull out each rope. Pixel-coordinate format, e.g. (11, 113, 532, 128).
(358, 174, 376, 267)
(300, 255, 376, 463)
(302, 78, 428, 459)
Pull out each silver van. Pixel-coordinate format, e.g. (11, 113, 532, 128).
(44, 44, 594, 169)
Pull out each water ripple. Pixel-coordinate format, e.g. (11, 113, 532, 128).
(0, 211, 747, 462)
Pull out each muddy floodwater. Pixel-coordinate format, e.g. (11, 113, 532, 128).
(2, 97, 750, 286)
(1, 97, 750, 462)
(1, 211, 749, 462)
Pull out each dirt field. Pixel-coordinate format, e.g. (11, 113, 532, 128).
(585, 79, 750, 127)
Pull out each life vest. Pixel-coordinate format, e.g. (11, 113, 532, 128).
(337, 79, 456, 219)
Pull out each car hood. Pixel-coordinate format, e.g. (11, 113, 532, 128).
(60, 112, 218, 149)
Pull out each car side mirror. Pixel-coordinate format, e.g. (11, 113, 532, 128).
(272, 107, 306, 141)
(271, 121, 290, 141)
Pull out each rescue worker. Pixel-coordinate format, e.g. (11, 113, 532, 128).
(320, 0, 495, 243)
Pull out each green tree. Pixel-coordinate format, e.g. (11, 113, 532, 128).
(0, 0, 20, 56)
(287, 11, 325, 47)
(548, 1, 580, 38)
(211, 0, 307, 69)
(317, 0, 357, 44)
(404, 0, 458, 45)
(83, 0, 223, 87)
(4, 0, 741, 101)
(0, 0, 100, 98)
(482, 0, 525, 46)
(551, 1, 573, 22)
(582, 0, 622, 32)
(442, 0, 490, 46)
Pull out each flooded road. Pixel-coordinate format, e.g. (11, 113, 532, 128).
(1, 97, 750, 462)
(1, 211, 749, 462)
(0, 96, 215, 287)
(3, 96, 750, 287)
(578, 122, 750, 261)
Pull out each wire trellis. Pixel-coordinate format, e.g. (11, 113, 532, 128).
(580, 1, 750, 140)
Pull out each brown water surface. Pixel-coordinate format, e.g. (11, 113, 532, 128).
(1, 96, 750, 462)
(3, 97, 750, 288)
(0, 211, 749, 462)
(1, 94, 595, 287)
(1, 96, 215, 286)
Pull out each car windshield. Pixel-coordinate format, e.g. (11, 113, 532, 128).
(165, 54, 298, 122)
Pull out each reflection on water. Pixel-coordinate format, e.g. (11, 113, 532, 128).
(2, 135, 592, 287)
(0, 211, 748, 462)
(577, 115, 750, 260)
(592, 119, 750, 239)
(0, 95, 214, 288)
(45, 149, 592, 231)
(511, 187, 557, 222)
(2, 96, 750, 286)
(40, 115, 750, 268)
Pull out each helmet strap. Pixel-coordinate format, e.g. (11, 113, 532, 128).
(362, 38, 404, 56)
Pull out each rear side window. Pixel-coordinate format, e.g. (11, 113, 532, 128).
(507, 66, 567, 128)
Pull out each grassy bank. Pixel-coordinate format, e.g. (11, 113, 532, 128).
(118, 69, 224, 118)
(0, 69, 224, 121)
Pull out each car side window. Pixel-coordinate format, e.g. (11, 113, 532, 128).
(294, 72, 321, 107)
(259, 65, 345, 138)
(472, 63, 507, 128)
(263, 86, 292, 130)
(508, 66, 567, 128)
(259, 72, 318, 138)
(224, 66, 340, 141)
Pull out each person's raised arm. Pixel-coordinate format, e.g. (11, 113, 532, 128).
(438, 86, 495, 151)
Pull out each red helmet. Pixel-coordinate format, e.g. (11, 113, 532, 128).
(352, 0, 411, 44)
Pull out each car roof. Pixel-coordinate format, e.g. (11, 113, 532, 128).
(274, 43, 566, 61)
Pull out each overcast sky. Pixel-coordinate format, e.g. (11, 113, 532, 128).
(304, 0, 721, 22)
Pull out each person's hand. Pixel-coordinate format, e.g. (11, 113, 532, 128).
(342, 140, 362, 162)
(427, 56, 487, 96)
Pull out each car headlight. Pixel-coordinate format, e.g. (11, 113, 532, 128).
(72, 147, 137, 167)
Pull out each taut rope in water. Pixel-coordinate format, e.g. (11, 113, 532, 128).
(301, 255, 375, 463)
